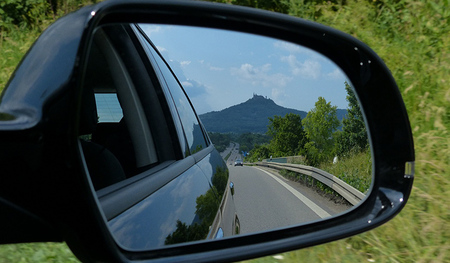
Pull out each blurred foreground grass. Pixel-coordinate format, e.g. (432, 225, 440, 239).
(251, 0, 450, 262)
(1, 0, 448, 262)
(0, 243, 78, 263)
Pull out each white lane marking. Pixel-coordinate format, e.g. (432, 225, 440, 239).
(255, 167, 331, 219)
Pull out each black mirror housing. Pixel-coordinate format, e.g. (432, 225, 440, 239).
(0, 1, 414, 262)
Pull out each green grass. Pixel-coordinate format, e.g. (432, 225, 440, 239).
(0, 30, 78, 262)
(278, 150, 371, 200)
(0, 243, 78, 263)
(0, 2, 93, 263)
(319, 150, 372, 194)
(278, 150, 371, 198)
(225, 151, 232, 162)
(0, 27, 41, 88)
(279, 169, 340, 200)
(1, 0, 449, 262)
(249, 0, 450, 262)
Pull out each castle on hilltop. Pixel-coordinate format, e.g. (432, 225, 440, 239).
(252, 93, 268, 99)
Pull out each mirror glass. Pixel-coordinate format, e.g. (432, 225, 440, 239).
(82, 23, 372, 251)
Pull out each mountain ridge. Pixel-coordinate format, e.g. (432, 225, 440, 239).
(199, 94, 346, 134)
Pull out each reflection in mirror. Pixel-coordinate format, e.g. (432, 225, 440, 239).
(82, 23, 372, 251)
(146, 23, 372, 227)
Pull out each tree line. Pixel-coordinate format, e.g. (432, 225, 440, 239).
(208, 132, 270, 153)
(247, 82, 368, 166)
(0, 0, 98, 34)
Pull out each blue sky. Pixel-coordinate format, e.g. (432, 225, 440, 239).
(141, 24, 350, 115)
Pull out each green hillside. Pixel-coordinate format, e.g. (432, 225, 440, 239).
(200, 94, 347, 134)
(200, 94, 307, 133)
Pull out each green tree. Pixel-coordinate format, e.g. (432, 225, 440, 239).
(166, 167, 228, 246)
(206, 0, 289, 13)
(195, 189, 220, 225)
(164, 220, 209, 245)
(208, 132, 233, 153)
(302, 97, 339, 165)
(336, 82, 368, 156)
(237, 132, 270, 153)
(212, 166, 228, 198)
(247, 144, 270, 162)
(0, 0, 50, 32)
(267, 113, 307, 156)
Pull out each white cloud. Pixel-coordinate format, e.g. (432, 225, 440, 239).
(209, 66, 224, 71)
(180, 61, 191, 67)
(271, 88, 285, 101)
(181, 81, 194, 88)
(141, 25, 162, 36)
(274, 40, 318, 57)
(274, 41, 303, 53)
(156, 45, 167, 53)
(327, 68, 345, 79)
(231, 63, 291, 88)
(281, 55, 321, 79)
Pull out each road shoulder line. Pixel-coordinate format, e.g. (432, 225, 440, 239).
(255, 167, 331, 219)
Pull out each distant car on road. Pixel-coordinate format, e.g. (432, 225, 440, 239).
(234, 159, 243, 166)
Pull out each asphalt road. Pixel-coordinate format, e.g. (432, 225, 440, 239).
(221, 142, 242, 166)
(228, 165, 349, 234)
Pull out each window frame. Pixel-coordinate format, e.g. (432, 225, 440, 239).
(132, 24, 211, 158)
(84, 23, 216, 221)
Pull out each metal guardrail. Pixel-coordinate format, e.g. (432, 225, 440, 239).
(263, 157, 287, 163)
(255, 162, 365, 205)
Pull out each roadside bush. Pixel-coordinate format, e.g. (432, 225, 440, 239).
(0, 0, 50, 32)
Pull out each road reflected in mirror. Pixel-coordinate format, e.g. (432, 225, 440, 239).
(85, 23, 372, 251)
(146, 24, 372, 235)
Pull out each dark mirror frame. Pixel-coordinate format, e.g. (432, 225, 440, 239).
(0, 1, 414, 262)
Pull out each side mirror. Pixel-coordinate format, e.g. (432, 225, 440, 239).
(0, 1, 414, 262)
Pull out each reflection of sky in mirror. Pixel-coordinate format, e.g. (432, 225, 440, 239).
(141, 24, 349, 115)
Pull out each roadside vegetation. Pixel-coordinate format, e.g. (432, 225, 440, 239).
(245, 82, 369, 178)
(318, 150, 372, 194)
(278, 148, 372, 200)
(224, 151, 232, 162)
(215, 0, 449, 262)
(0, 0, 448, 262)
(208, 132, 271, 154)
(240, 0, 449, 262)
(0, 1, 99, 262)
